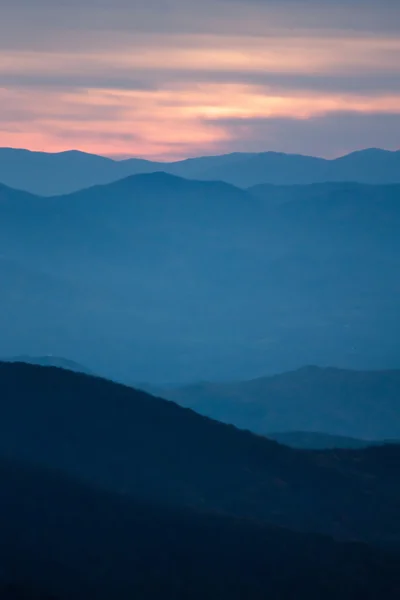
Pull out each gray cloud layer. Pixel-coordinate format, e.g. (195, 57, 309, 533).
(1, 0, 399, 157)
(1, 0, 399, 41)
(210, 112, 400, 156)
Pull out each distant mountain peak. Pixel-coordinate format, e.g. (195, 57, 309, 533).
(126, 170, 184, 182)
(344, 147, 395, 156)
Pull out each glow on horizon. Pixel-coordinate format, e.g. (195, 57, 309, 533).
(1, 14, 400, 159)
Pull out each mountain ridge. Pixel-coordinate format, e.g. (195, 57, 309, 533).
(1, 177, 400, 383)
(3, 355, 92, 375)
(1, 146, 400, 195)
(1, 361, 400, 544)
(157, 365, 400, 439)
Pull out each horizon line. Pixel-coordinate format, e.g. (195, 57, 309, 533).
(0, 145, 399, 164)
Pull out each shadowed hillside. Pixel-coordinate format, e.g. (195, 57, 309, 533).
(1, 362, 400, 544)
(1, 456, 400, 599)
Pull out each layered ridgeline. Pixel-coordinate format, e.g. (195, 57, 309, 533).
(1, 362, 400, 545)
(3, 355, 92, 375)
(5, 357, 400, 443)
(1, 455, 400, 600)
(0, 147, 400, 195)
(0, 175, 399, 384)
(155, 366, 400, 440)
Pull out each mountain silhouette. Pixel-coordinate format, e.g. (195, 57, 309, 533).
(2, 455, 400, 599)
(1, 362, 400, 544)
(1, 147, 399, 195)
(158, 366, 400, 439)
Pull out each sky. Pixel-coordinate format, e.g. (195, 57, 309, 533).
(1, 0, 399, 160)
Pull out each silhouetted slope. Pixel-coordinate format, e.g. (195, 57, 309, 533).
(160, 366, 400, 439)
(267, 431, 399, 450)
(1, 362, 400, 543)
(3, 355, 92, 375)
(0, 581, 55, 600)
(2, 457, 400, 600)
(1, 147, 399, 195)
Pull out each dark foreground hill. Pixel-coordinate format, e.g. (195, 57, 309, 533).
(1, 362, 400, 544)
(1, 147, 399, 195)
(1, 176, 400, 383)
(159, 366, 400, 439)
(1, 457, 400, 600)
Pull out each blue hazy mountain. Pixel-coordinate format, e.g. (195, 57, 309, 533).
(157, 366, 400, 440)
(0, 148, 164, 196)
(0, 175, 399, 385)
(197, 148, 400, 188)
(1, 146, 399, 195)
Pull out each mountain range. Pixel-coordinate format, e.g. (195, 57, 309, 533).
(6, 356, 400, 444)
(1, 362, 400, 545)
(1, 141, 400, 600)
(1, 173, 399, 383)
(1, 147, 400, 195)
(154, 366, 400, 440)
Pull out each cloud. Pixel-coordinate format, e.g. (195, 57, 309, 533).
(1, 0, 399, 52)
(208, 112, 400, 157)
(0, 0, 399, 157)
(223, 0, 400, 33)
(1, 32, 399, 92)
(1, 76, 399, 160)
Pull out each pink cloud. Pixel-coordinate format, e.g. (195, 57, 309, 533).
(1, 28, 399, 158)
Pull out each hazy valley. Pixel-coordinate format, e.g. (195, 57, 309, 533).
(1, 168, 399, 384)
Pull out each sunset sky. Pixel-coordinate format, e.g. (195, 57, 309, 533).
(1, 0, 399, 160)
